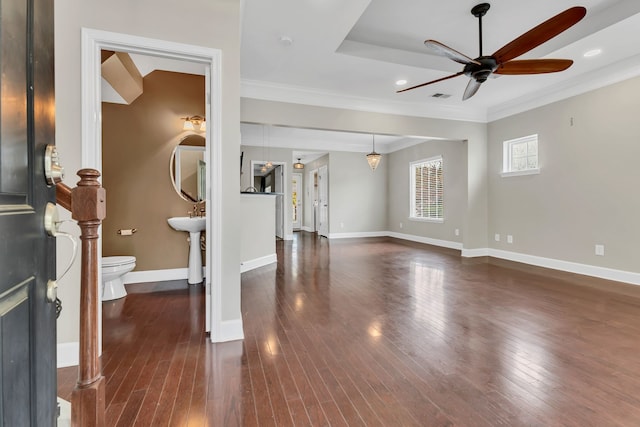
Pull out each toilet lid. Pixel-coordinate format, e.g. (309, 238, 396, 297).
(102, 256, 136, 267)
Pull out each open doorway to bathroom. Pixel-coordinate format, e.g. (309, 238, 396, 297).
(81, 29, 227, 345)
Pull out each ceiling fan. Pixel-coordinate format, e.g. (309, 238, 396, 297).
(397, 3, 587, 100)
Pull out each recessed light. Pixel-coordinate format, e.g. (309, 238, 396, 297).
(583, 49, 602, 58)
(395, 79, 408, 86)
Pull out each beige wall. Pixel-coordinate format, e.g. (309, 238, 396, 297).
(102, 71, 205, 270)
(240, 195, 276, 264)
(387, 139, 467, 243)
(55, 0, 241, 345)
(328, 151, 387, 234)
(488, 75, 640, 273)
(241, 98, 488, 249)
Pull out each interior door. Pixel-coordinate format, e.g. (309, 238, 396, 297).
(292, 173, 302, 230)
(0, 0, 57, 424)
(318, 165, 329, 237)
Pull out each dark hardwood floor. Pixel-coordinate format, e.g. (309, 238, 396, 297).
(58, 232, 640, 426)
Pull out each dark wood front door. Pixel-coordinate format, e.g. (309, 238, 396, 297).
(0, 0, 57, 424)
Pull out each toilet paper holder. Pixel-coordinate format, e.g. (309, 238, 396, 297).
(117, 228, 137, 235)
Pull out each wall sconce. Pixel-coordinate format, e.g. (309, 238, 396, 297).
(366, 134, 381, 171)
(293, 158, 304, 169)
(183, 115, 206, 132)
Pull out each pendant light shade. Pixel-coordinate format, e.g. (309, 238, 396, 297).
(293, 158, 304, 169)
(367, 134, 381, 171)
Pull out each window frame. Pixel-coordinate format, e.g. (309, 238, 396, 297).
(501, 134, 540, 178)
(409, 155, 444, 223)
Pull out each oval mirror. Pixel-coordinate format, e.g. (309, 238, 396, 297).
(170, 134, 206, 202)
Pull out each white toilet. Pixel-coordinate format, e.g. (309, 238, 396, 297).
(102, 256, 136, 301)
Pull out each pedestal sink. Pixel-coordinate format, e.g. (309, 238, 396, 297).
(167, 216, 206, 284)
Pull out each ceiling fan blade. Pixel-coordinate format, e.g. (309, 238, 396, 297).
(492, 7, 586, 64)
(424, 40, 481, 66)
(396, 71, 464, 93)
(495, 59, 573, 75)
(462, 79, 482, 100)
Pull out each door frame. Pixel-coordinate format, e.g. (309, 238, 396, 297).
(318, 165, 329, 237)
(80, 29, 224, 341)
(292, 172, 302, 230)
(249, 160, 287, 239)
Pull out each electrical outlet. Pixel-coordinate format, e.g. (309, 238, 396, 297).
(399, 222, 403, 229)
(455, 228, 460, 236)
(494, 233, 500, 242)
(507, 235, 513, 244)
(595, 244, 605, 256)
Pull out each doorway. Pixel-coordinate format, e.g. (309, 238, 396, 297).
(292, 172, 302, 231)
(250, 161, 286, 240)
(81, 29, 228, 342)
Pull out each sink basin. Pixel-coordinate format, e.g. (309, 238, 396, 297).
(167, 216, 206, 284)
(167, 216, 206, 233)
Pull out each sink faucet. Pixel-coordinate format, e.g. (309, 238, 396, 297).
(189, 202, 206, 218)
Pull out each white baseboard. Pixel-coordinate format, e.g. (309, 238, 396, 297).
(489, 248, 640, 286)
(388, 231, 463, 250)
(301, 226, 314, 232)
(329, 231, 389, 239)
(124, 267, 205, 284)
(212, 318, 244, 343)
(57, 342, 79, 368)
(241, 253, 277, 273)
(461, 247, 490, 257)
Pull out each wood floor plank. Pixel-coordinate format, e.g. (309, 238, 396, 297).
(58, 232, 640, 426)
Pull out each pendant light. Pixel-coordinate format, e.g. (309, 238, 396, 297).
(293, 158, 304, 169)
(366, 134, 381, 171)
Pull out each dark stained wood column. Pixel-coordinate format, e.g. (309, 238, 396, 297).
(69, 169, 106, 427)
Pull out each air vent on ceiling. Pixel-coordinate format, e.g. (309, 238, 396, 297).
(431, 93, 451, 99)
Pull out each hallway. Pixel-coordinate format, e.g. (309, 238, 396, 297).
(59, 232, 640, 426)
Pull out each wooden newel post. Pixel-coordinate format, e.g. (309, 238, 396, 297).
(70, 169, 106, 427)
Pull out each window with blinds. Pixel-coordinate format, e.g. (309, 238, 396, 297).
(410, 156, 443, 221)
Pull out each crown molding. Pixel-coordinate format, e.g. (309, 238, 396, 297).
(487, 54, 640, 121)
(241, 79, 488, 123)
(243, 55, 640, 126)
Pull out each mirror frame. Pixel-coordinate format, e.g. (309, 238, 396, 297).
(170, 134, 206, 202)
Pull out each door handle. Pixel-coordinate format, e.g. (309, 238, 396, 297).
(44, 144, 65, 185)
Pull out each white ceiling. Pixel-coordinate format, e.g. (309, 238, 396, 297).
(241, 0, 640, 122)
(104, 2, 640, 155)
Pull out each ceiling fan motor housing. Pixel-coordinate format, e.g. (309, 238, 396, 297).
(464, 56, 498, 82)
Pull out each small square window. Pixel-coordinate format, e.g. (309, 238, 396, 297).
(502, 134, 540, 177)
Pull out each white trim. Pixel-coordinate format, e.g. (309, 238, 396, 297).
(301, 226, 314, 232)
(81, 28, 227, 342)
(408, 217, 445, 223)
(241, 79, 487, 123)
(488, 249, 640, 286)
(240, 254, 277, 273)
(328, 231, 388, 239)
(217, 319, 244, 343)
(500, 168, 540, 178)
(388, 232, 463, 250)
(461, 248, 490, 257)
(488, 54, 640, 122)
(57, 342, 79, 368)
(123, 267, 205, 284)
